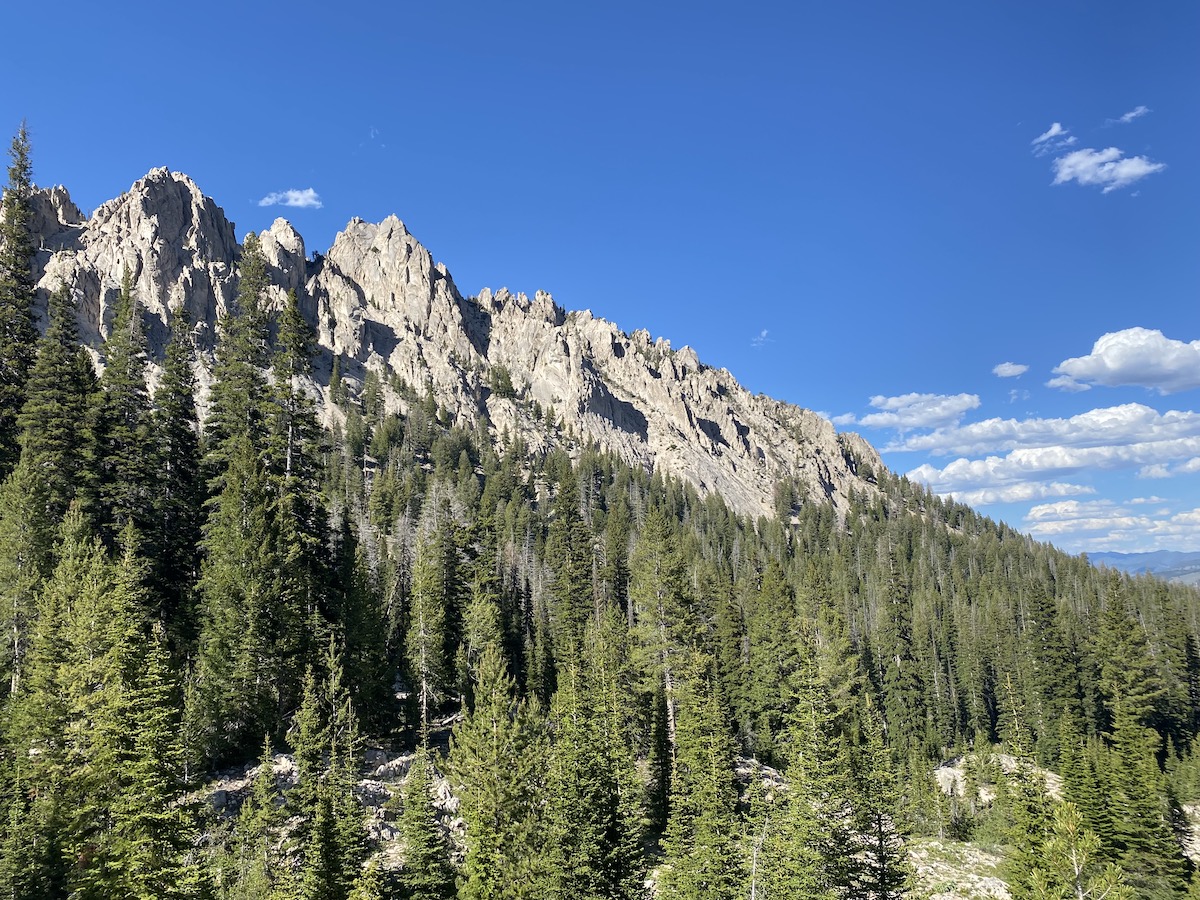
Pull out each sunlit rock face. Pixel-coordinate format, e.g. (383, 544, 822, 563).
(25, 171, 881, 520)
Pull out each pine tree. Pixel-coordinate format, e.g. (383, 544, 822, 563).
(758, 652, 854, 900)
(396, 746, 455, 900)
(148, 315, 203, 640)
(204, 232, 270, 470)
(1028, 802, 1133, 900)
(16, 282, 95, 523)
(1107, 704, 1187, 899)
(448, 643, 546, 900)
(542, 631, 645, 900)
(0, 122, 37, 477)
(407, 526, 451, 735)
(98, 536, 210, 899)
(1002, 702, 1054, 900)
(658, 659, 744, 900)
(851, 709, 914, 900)
(224, 738, 284, 900)
(84, 266, 153, 545)
(629, 506, 692, 782)
(0, 461, 54, 696)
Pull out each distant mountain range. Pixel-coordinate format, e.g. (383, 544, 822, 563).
(1086, 550, 1200, 585)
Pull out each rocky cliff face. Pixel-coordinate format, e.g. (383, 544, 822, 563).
(23, 169, 882, 520)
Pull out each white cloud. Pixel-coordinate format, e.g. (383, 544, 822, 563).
(751, 329, 771, 348)
(993, 362, 1028, 378)
(1138, 464, 1171, 479)
(1008, 389, 1030, 404)
(1046, 375, 1090, 393)
(1021, 499, 1200, 553)
(890, 403, 1200, 457)
(1033, 122, 1068, 145)
(1179, 458, 1200, 474)
(259, 188, 323, 209)
(1128, 496, 1167, 505)
(1051, 147, 1165, 193)
(830, 412, 858, 426)
(1052, 328, 1200, 394)
(907, 433, 1200, 500)
(945, 481, 1095, 507)
(1031, 122, 1078, 157)
(856, 392, 980, 430)
(1116, 105, 1150, 125)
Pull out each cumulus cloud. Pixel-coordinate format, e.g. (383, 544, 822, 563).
(1022, 499, 1200, 553)
(943, 481, 1095, 507)
(259, 188, 323, 209)
(852, 392, 980, 430)
(1138, 464, 1171, 479)
(1051, 147, 1165, 193)
(907, 432, 1200, 501)
(1052, 328, 1200, 394)
(1046, 375, 1090, 393)
(1031, 122, 1078, 157)
(751, 329, 771, 348)
(889, 403, 1200, 457)
(993, 362, 1028, 378)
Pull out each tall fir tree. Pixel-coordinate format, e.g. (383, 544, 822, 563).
(83, 266, 153, 545)
(448, 643, 546, 900)
(658, 658, 745, 900)
(396, 745, 455, 900)
(0, 122, 37, 477)
(148, 313, 203, 641)
(15, 282, 95, 524)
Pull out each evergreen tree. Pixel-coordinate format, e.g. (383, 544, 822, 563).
(0, 462, 54, 695)
(758, 652, 854, 900)
(1107, 705, 1188, 899)
(191, 434, 299, 765)
(396, 746, 454, 900)
(658, 659, 744, 900)
(84, 266, 153, 545)
(542, 627, 645, 900)
(0, 122, 37, 477)
(407, 526, 451, 735)
(204, 232, 270, 469)
(448, 643, 546, 900)
(851, 709, 914, 900)
(1028, 802, 1133, 900)
(16, 283, 95, 523)
(149, 315, 203, 640)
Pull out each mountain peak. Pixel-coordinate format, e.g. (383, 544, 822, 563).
(28, 169, 882, 520)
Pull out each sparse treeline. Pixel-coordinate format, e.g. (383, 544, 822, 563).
(2, 128, 1200, 899)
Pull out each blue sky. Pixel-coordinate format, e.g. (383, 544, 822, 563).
(4, 2, 1198, 553)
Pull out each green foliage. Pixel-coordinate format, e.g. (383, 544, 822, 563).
(658, 659, 744, 900)
(1028, 802, 1133, 900)
(83, 266, 154, 545)
(397, 747, 455, 900)
(448, 644, 546, 900)
(0, 122, 37, 476)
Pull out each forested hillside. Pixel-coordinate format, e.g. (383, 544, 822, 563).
(3, 127, 1200, 900)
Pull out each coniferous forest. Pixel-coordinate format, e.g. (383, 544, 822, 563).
(3, 129, 1200, 900)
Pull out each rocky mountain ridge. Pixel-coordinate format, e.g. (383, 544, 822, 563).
(23, 167, 882, 520)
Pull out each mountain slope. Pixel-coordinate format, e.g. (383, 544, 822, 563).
(26, 168, 881, 521)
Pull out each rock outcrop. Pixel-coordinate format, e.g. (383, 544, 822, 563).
(23, 170, 882, 521)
